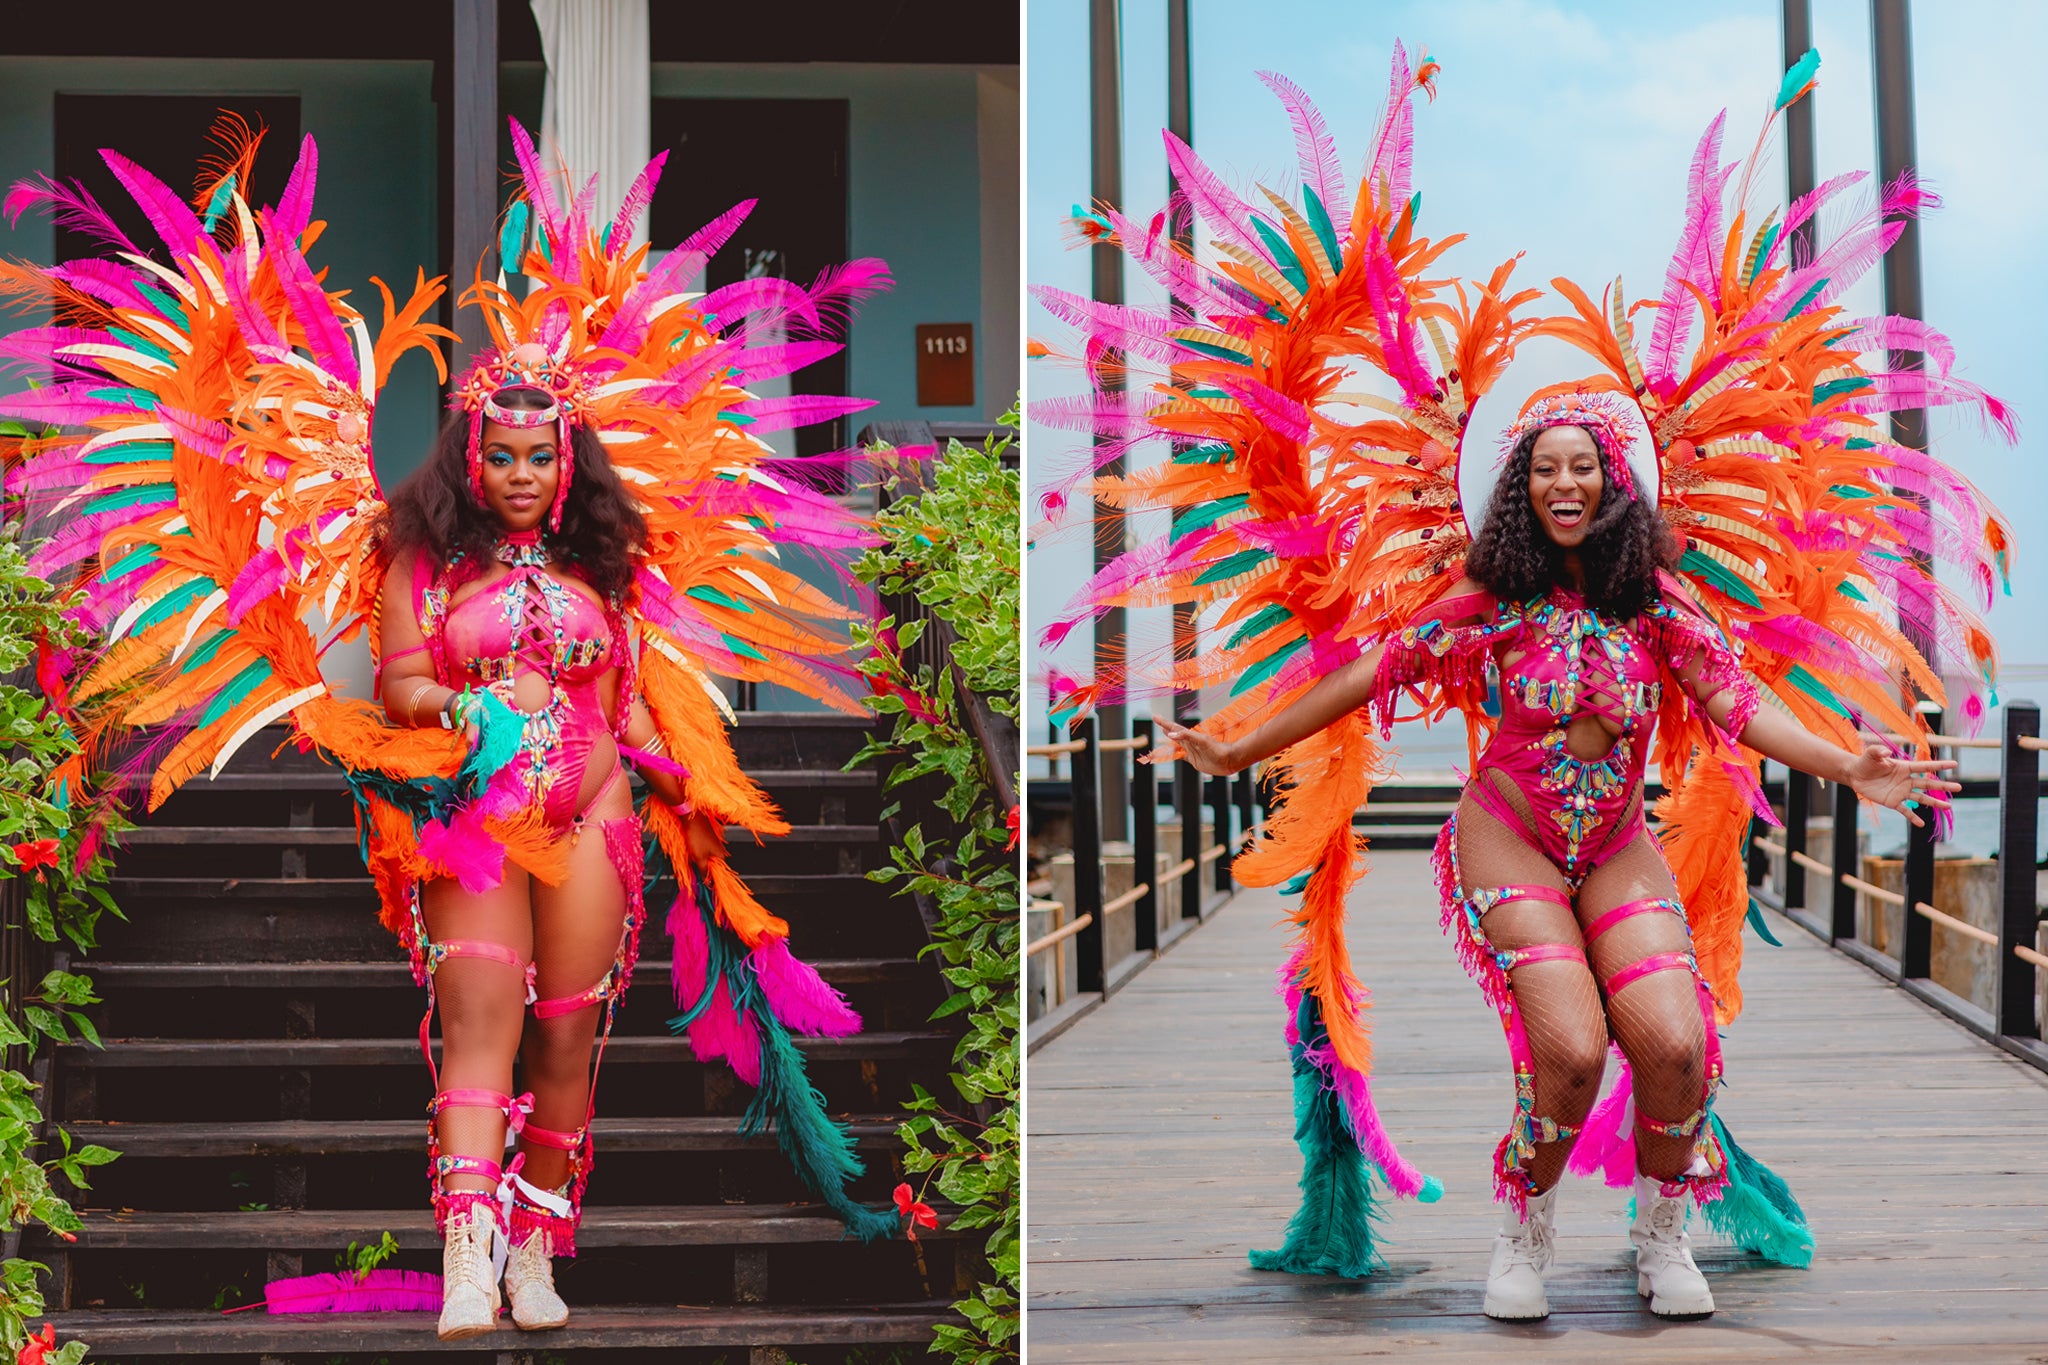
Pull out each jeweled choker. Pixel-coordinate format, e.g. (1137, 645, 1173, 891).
(493, 530, 552, 568)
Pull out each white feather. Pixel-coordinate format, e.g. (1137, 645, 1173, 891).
(171, 588, 229, 662)
(209, 683, 327, 779)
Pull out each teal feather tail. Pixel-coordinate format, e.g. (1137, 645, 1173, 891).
(457, 689, 526, 790)
(1777, 48, 1821, 110)
(1248, 998, 1384, 1277)
(1701, 1112, 1814, 1267)
(746, 1007, 902, 1243)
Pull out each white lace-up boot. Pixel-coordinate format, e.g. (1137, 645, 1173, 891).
(1632, 1173, 1715, 1316)
(436, 1204, 502, 1339)
(1483, 1185, 1559, 1320)
(503, 1227, 570, 1330)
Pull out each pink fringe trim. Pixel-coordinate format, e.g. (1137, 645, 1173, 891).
(511, 1199, 580, 1259)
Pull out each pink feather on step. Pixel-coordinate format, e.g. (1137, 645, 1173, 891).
(416, 811, 507, 895)
(750, 937, 862, 1037)
(260, 1269, 442, 1314)
(1257, 70, 1349, 241)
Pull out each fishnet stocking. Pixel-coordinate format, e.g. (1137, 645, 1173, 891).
(1455, 795, 1605, 1194)
(1577, 832, 1708, 1181)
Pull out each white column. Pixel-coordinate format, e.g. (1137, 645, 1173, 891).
(530, 0, 652, 245)
(977, 67, 1021, 422)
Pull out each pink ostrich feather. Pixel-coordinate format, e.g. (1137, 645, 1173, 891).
(98, 149, 206, 259)
(608, 148, 670, 247)
(1276, 951, 1429, 1200)
(735, 339, 844, 386)
(688, 983, 763, 1086)
(1566, 1053, 1638, 1188)
(1646, 111, 1729, 388)
(1365, 40, 1417, 215)
(726, 393, 877, 436)
(750, 938, 862, 1038)
(257, 1269, 442, 1315)
(3, 173, 140, 255)
(270, 135, 321, 245)
(1162, 132, 1261, 253)
(259, 209, 359, 388)
(1030, 285, 1186, 364)
(1257, 70, 1350, 241)
(415, 811, 507, 895)
(508, 120, 565, 235)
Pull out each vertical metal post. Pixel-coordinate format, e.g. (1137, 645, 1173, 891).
(1234, 768, 1255, 850)
(1785, 766, 1810, 910)
(1871, 0, 1938, 677)
(1089, 0, 1130, 836)
(448, 0, 499, 379)
(1900, 707, 1941, 978)
(1071, 718, 1106, 994)
(1179, 746, 1204, 920)
(1131, 718, 1158, 952)
(1165, 0, 1198, 725)
(1781, 0, 1818, 262)
(1997, 702, 2041, 1039)
(1747, 761, 1772, 888)
(1832, 775, 1860, 942)
(1209, 772, 1233, 893)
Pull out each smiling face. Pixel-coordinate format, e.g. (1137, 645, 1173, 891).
(1527, 424, 1603, 549)
(477, 417, 561, 533)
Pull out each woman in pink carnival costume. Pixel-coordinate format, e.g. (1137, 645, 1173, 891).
(1035, 46, 2009, 1320)
(0, 118, 908, 1340)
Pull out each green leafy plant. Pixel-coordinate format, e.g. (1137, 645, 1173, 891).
(336, 1230, 400, 1283)
(851, 419, 1019, 1365)
(0, 501, 129, 1357)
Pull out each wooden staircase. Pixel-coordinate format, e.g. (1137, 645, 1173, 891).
(35, 717, 962, 1362)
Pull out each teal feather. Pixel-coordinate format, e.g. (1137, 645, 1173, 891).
(128, 577, 216, 635)
(1813, 376, 1873, 405)
(1249, 994, 1384, 1277)
(1776, 49, 1821, 111)
(1226, 603, 1293, 650)
(1748, 224, 1782, 282)
(1172, 443, 1233, 465)
(93, 545, 158, 583)
(1786, 277, 1830, 318)
(85, 386, 160, 413)
(130, 284, 187, 329)
(108, 328, 172, 364)
(746, 1005, 902, 1243)
(1230, 636, 1308, 697)
(1678, 547, 1761, 609)
(1195, 548, 1273, 587)
(1300, 186, 1342, 269)
(499, 201, 531, 273)
(457, 689, 528, 793)
(1701, 1112, 1814, 1266)
(686, 584, 756, 614)
(1745, 898, 1784, 946)
(721, 632, 768, 663)
(196, 657, 271, 726)
(1172, 493, 1249, 541)
(1248, 217, 1311, 294)
(82, 438, 174, 466)
(201, 175, 237, 235)
(1784, 664, 1852, 718)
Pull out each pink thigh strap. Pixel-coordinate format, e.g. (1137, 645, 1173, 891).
(520, 1120, 585, 1153)
(434, 1153, 504, 1186)
(425, 938, 531, 974)
(1583, 895, 1686, 943)
(430, 1088, 534, 1132)
(1470, 883, 1573, 914)
(534, 973, 618, 1020)
(1604, 950, 1695, 997)
(1494, 942, 1589, 971)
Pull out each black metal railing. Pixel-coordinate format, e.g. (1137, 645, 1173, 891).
(1025, 715, 1259, 1049)
(1749, 701, 2047, 1072)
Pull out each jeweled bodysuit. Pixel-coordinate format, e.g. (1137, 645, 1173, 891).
(1376, 573, 1761, 1206)
(397, 532, 646, 1252)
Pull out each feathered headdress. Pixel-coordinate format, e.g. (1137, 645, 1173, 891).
(1501, 390, 1640, 499)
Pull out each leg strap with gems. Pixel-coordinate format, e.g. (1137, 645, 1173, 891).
(427, 1088, 535, 1235)
(508, 1120, 587, 1253)
(1433, 817, 1596, 1214)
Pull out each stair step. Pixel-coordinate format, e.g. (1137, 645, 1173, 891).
(31, 1203, 956, 1251)
(83, 957, 922, 990)
(62, 1115, 899, 1157)
(59, 1031, 953, 1068)
(120, 823, 880, 845)
(110, 873, 884, 902)
(46, 1301, 952, 1352)
(179, 767, 880, 792)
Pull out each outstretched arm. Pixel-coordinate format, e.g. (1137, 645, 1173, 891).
(1672, 642, 1960, 830)
(1156, 644, 1387, 777)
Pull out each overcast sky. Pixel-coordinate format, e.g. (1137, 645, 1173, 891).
(1025, 0, 2047, 753)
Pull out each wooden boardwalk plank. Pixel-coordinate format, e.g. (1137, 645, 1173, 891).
(1025, 851, 2048, 1363)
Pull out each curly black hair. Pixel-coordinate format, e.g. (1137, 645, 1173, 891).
(1463, 425, 1678, 621)
(375, 386, 647, 603)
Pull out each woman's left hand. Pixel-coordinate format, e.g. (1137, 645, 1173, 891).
(1843, 743, 1961, 828)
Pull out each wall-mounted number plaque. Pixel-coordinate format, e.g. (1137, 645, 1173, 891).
(916, 323, 974, 407)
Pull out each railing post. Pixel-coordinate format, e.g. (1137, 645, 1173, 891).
(1179, 747, 1204, 921)
(1210, 772, 1233, 893)
(1998, 701, 2041, 1040)
(1747, 759, 1771, 888)
(1131, 718, 1158, 953)
(1234, 768, 1255, 850)
(1071, 718, 1106, 995)
(1784, 766, 1810, 910)
(1831, 774, 1859, 943)
(1900, 708, 1941, 979)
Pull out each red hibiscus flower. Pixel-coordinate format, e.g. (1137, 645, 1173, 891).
(893, 1182, 939, 1241)
(17, 1322, 55, 1365)
(12, 839, 60, 875)
(1005, 806, 1021, 852)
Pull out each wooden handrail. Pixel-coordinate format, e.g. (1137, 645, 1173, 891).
(1027, 913, 1093, 958)
(1097, 736, 1149, 753)
(1100, 883, 1150, 917)
(2015, 942, 2048, 970)
(2019, 735, 2048, 753)
(1157, 857, 1195, 881)
(1027, 740, 1088, 757)
(1199, 844, 1228, 866)
(1841, 873, 1904, 907)
(1912, 900, 1998, 947)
